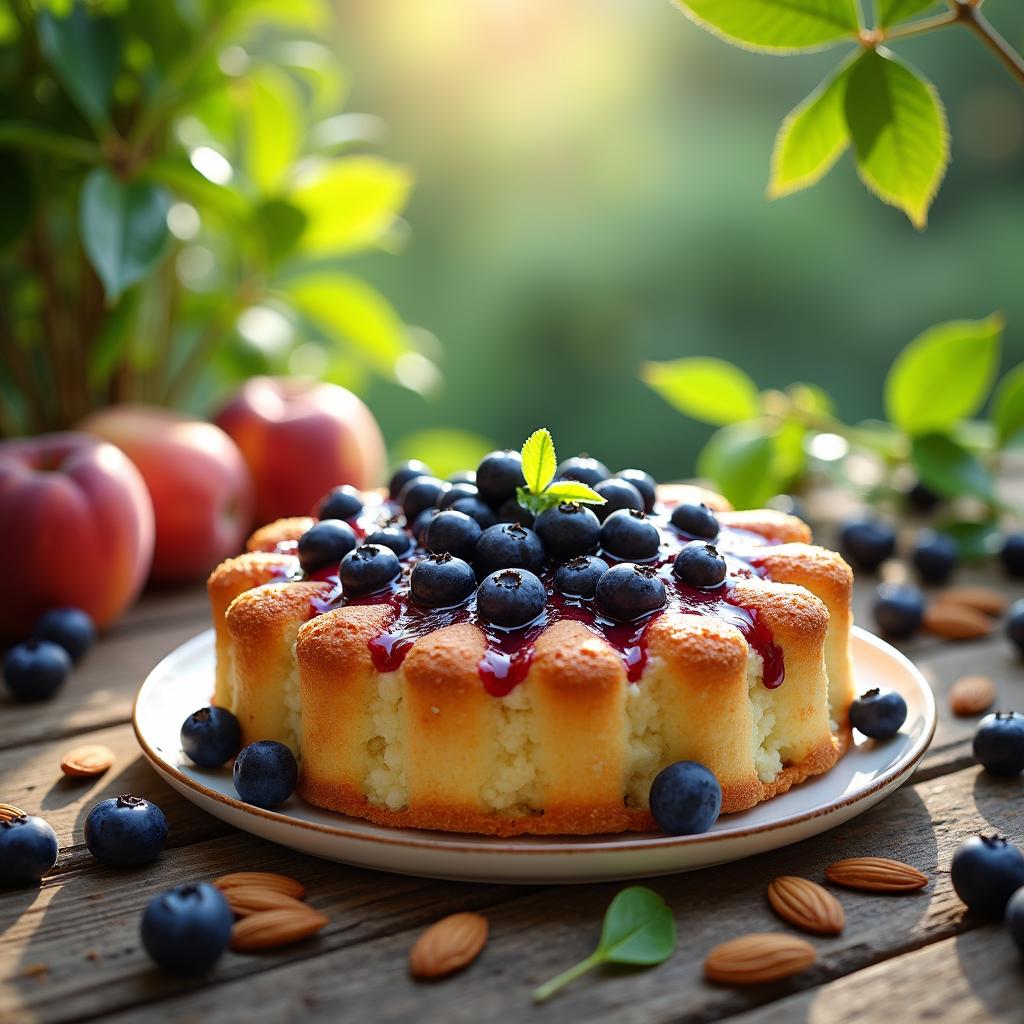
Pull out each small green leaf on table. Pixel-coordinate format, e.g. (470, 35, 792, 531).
(992, 363, 1024, 449)
(641, 357, 761, 426)
(935, 518, 1001, 562)
(910, 434, 995, 503)
(521, 427, 557, 495)
(876, 0, 939, 29)
(533, 886, 677, 1002)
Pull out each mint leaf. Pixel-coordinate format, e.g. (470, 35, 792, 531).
(935, 518, 1000, 561)
(876, 0, 938, 29)
(544, 481, 605, 505)
(697, 422, 779, 510)
(911, 434, 994, 502)
(641, 357, 760, 426)
(992, 363, 1024, 449)
(521, 428, 557, 495)
(533, 887, 676, 1002)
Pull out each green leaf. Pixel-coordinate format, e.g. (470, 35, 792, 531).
(37, 5, 120, 129)
(910, 434, 994, 502)
(533, 887, 675, 1002)
(543, 481, 605, 505)
(884, 314, 1003, 435)
(80, 168, 170, 302)
(697, 422, 780, 509)
(768, 57, 853, 199)
(641, 357, 761, 426)
(254, 198, 307, 266)
(876, 0, 938, 29)
(239, 65, 301, 195)
(992, 363, 1024, 449)
(393, 430, 494, 479)
(844, 48, 947, 229)
(934, 518, 1000, 562)
(521, 427, 557, 495)
(672, 0, 859, 53)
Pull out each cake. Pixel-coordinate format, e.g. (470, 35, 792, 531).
(206, 442, 855, 836)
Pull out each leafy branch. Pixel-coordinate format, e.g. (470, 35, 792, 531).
(515, 428, 606, 516)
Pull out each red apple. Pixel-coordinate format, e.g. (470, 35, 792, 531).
(0, 432, 154, 637)
(214, 376, 386, 523)
(79, 405, 256, 584)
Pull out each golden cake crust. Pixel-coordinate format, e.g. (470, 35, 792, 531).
(247, 517, 315, 553)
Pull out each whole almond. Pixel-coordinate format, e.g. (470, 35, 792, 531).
(950, 675, 996, 717)
(230, 908, 328, 951)
(825, 857, 928, 892)
(933, 586, 1008, 618)
(767, 876, 844, 935)
(60, 744, 115, 778)
(704, 933, 816, 985)
(0, 803, 27, 822)
(923, 603, 992, 640)
(214, 872, 305, 900)
(409, 912, 489, 979)
(225, 887, 308, 918)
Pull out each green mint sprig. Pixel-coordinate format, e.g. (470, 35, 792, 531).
(532, 886, 677, 1002)
(515, 427, 606, 516)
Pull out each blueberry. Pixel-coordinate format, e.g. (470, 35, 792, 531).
(364, 526, 412, 558)
(911, 530, 958, 583)
(180, 707, 241, 768)
(600, 509, 660, 561)
(3, 640, 71, 702)
(673, 541, 727, 589)
(872, 582, 925, 639)
(410, 553, 477, 607)
(476, 450, 526, 508)
(906, 479, 942, 513)
(448, 469, 476, 485)
(670, 502, 719, 540)
(411, 508, 439, 545)
(436, 482, 479, 510)
(1001, 534, 1024, 578)
(0, 815, 58, 885)
(232, 740, 298, 809)
(389, 460, 432, 500)
(496, 496, 535, 527)
(474, 522, 545, 577)
(476, 569, 546, 628)
(141, 882, 234, 973)
(973, 711, 1024, 775)
(649, 761, 721, 835)
(424, 509, 482, 561)
(32, 607, 96, 662)
(555, 455, 611, 488)
(555, 555, 609, 599)
(1006, 599, 1024, 655)
(838, 518, 896, 571)
(595, 563, 666, 622)
(297, 520, 357, 574)
(448, 496, 498, 531)
(592, 478, 644, 521)
(1007, 886, 1024, 953)
(85, 795, 168, 867)
(316, 484, 363, 521)
(616, 469, 657, 514)
(398, 475, 446, 521)
(849, 688, 907, 739)
(534, 502, 601, 561)
(951, 834, 1024, 918)
(339, 543, 401, 596)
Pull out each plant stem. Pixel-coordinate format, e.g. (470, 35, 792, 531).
(958, 3, 1024, 88)
(0, 122, 102, 163)
(883, 10, 959, 41)
(532, 952, 603, 1003)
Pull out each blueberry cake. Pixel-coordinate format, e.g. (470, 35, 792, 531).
(207, 447, 855, 835)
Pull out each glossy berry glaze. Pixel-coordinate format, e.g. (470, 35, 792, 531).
(277, 496, 786, 697)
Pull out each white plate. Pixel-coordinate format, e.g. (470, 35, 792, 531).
(133, 626, 935, 884)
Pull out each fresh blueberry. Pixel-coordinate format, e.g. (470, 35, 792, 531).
(1006, 886, 1024, 953)
(141, 882, 234, 973)
(849, 688, 908, 739)
(32, 607, 96, 662)
(0, 815, 58, 885)
(316, 484, 363, 521)
(600, 509, 660, 561)
(448, 469, 476, 485)
(555, 555, 609, 599)
(951, 834, 1024, 918)
(973, 711, 1024, 775)
(476, 569, 546, 628)
(411, 507, 440, 545)
(670, 502, 719, 540)
(339, 543, 401, 596)
(297, 520, 357, 574)
(1006, 599, 1024, 654)
(424, 509, 482, 561)
(476, 450, 526, 508)
(389, 460, 432, 500)
(232, 740, 298, 809)
(615, 469, 657, 514)
(3, 640, 71, 702)
(838, 518, 896, 571)
(410, 553, 477, 606)
(398, 475, 446, 521)
(496, 496, 535, 527)
(365, 526, 412, 558)
(436, 482, 479, 510)
(872, 582, 925, 639)
(649, 761, 721, 835)
(180, 707, 241, 768)
(534, 502, 601, 561)
(1000, 533, 1024, 578)
(905, 479, 942, 513)
(474, 522, 545, 577)
(448, 496, 498, 531)
(673, 541, 727, 589)
(592, 478, 644, 521)
(85, 795, 168, 867)
(555, 455, 611, 488)
(911, 530, 958, 583)
(595, 563, 666, 622)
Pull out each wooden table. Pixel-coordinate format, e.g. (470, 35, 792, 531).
(2, 565, 1023, 1023)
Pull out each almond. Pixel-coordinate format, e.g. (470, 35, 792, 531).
(923, 603, 992, 640)
(933, 585, 1008, 617)
(229, 908, 328, 951)
(409, 912, 489, 979)
(60, 744, 115, 778)
(950, 675, 996, 717)
(704, 933, 816, 985)
(225, 887, 308, 918)
(825, 857, 928, 892)
(767, 876, 844, 935)
(214, 872, 305, 900)
(0, 803, 27, 822)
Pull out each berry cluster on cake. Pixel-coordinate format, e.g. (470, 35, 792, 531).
(207, 429, 855, 836)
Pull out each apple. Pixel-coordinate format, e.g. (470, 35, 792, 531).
(214, 376, 386, 523)
(79, 405, 255, 584)
(0, 432, 154, 637)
